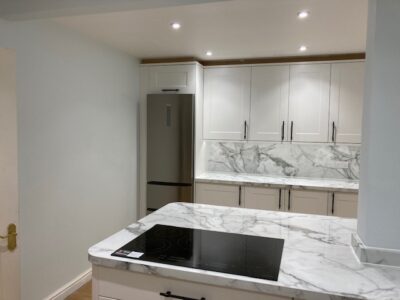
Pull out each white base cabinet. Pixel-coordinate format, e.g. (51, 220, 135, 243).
(329, 192, 358, 218)
(287, 190, 329, 215)
(195, 183, 358, 217)
(195, 183, 242, 207)
(243, 186, 283, 211)
(92, 266, 292, 300)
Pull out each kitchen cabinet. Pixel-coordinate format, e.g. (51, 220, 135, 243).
(243, 186, 283, 211)
(195, 183, 242, 207)
(203, 67, 251, 140)
(288, 64, 331, 142)
(329, 62, 365, 143)
(148, 64, 196, 94)
(195, 183, 357, 218)
(93, 266, 292, 300)
(329, 192, 358, 218)
(250, 65, 290, 141)
(287, 190, 329, 215)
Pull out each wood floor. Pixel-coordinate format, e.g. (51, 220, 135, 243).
(65, 281, 92, 300)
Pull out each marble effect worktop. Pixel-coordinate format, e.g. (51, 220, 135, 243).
(89, 203, 400, 300)
(196, 172, 359, 193)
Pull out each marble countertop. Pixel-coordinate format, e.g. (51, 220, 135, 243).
(196, 172, 359, 193)
(89, 203, 400, 300)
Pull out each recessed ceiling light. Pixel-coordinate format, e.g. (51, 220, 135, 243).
(171, 22, 181, 30)
(299, 45, 307, 52)
(206, 51, 213, 56)
(297, 10, 310, 19)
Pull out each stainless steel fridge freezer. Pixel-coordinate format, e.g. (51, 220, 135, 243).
(147, 94, 194, 211)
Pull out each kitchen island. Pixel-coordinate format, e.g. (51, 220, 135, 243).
(89, 203, 400, 300)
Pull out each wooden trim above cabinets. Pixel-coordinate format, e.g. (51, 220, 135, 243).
(141, 57, 198, 64)
(200, 53, 366, 66)
(140, 53, 365, 66)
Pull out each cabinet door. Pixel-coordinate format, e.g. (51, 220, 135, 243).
(250, 65, 290, 141)
(195, 183, 240, 207)
(329, 192, 358, 218)
(329, 62, 365, 143)
(148, 64, 196, 94)
(204, 67, 251, 140)
(244, 187, 283, 211)
(288, 190, 329, 215)
(288, 64, 331, 142)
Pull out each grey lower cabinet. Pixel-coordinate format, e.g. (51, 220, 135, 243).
(195, 183, 358, 218)
(328, 192, 358, 218)
(286, 190, 329, 215)
(93, 265, 292, 300)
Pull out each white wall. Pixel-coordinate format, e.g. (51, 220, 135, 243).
(358, 0, 400, 250)
(0, 19, 140, 299)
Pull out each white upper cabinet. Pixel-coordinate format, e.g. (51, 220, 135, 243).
(329, 62, 365, 143)
(250, 66, 290, 141)
(203, 67, 251, 140)
(288, 64, 331, 142)
(148, 64, 196, 94)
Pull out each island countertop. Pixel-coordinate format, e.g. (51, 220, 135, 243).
(89, 203, 400, 300)
(196, 172, 359, 193)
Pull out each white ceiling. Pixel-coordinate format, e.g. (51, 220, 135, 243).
(54, 0, 368, 60)
(0, 0, 229, 20)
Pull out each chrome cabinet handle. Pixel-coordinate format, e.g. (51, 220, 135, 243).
(290, 121, 294, 141)
(160, 291, 206, 300)
(281, 121, 285, 141)
(332, 122, 336, 142)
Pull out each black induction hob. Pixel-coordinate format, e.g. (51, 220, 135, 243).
(112, 224, 284, 281)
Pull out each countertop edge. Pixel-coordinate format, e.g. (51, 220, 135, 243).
(195, 175, 359, 193)
(88, 251, 361, 300)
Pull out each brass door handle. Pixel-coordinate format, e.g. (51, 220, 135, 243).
(0, 223, 17, 251)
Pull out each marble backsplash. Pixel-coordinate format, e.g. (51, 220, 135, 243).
(205, 141, 360, 180)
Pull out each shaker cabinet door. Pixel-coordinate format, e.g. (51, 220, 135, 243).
(250, 65, 290, 141)
(148, 64, 196, 94)
(288, 64, 331, 142)
(288, 190, 329, 215)
(329, 192, 358, 218)
(195, 183, 240, 207)
(244, 187, 283, 211)
(203, 67, 251, 140)
(329, 62, 365, 143)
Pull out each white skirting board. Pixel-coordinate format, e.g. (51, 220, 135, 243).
(44, 268, 92, 300)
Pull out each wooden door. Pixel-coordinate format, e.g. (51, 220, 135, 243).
(203, 67, 251, 140)
(288, 64, 331, 142)
(0, 49, 19, 300)
(250, 65, 290, 141)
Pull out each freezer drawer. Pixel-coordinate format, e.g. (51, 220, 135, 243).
(147, 183, 193, 211)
